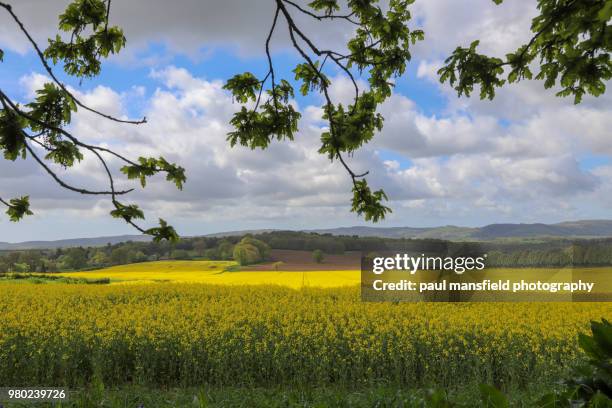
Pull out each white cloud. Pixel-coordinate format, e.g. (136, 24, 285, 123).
(412, 0, 537, 59)
(3, 66, 609, 238)
(1, 1, 611, 240)
(0, 0, 354, 59)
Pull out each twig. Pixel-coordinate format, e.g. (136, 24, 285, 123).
(0, 1, 147, 125)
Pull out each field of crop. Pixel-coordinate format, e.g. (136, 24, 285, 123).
(1, 261, 610, 406)
(53, 260, 362, 287)
(52, 261, 612, 292)
(0, 280, 610, 392)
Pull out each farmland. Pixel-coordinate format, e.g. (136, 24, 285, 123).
(52, 260, 362, 288)
(1, 283, 610, 387)
(0, 260, 610, 406)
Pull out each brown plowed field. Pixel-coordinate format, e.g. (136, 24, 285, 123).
(243, 249, 361, 271)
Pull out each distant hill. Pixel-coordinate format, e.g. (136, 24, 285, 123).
(473, 220, 612, 239)
(210, 221, 612, 240)
(0, 235, 150, 251)
(204, 229, 278, 238)
(3, 220, 612, 250)
(310, 226, 477, 240)
(313, 220, 612, 240)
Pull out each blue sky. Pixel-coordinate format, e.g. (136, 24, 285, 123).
(0, 0, 611, 242)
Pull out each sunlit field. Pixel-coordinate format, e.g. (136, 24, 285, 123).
(1, 261, 610, 402)
(54, 260, 362, 288)
(0, 283, 609, 390)
(50, 261, 612, 292)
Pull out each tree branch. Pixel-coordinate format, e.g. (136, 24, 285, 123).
(282, 0, 358, 23)
(23, 140, 133, 196)
(277, 0, 367, 185)
(0, 1, 147, 125)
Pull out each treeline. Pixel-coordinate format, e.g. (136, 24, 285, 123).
(485, 241, 612, 267)
(0, 234, 275, 273)
(1, 231, 612, 273)
(0, 231, 384, 273)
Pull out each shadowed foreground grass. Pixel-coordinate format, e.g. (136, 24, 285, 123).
(2, 384, 553, 407)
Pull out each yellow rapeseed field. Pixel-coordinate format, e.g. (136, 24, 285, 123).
(53, 261, 612, 292)
(0, 280, 609, 388)
(54, 260, 362, 287)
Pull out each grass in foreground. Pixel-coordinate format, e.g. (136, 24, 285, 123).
(1, 384, 553, 408)
(0, 273, 109, 285)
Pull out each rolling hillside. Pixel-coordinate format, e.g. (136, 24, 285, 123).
(3, 220, 612, 250)
(314, 220, 612, 240)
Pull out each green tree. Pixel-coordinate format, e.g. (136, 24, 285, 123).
(233, 243, 261, 266)
(232, 237, 272, 265)
(0, 257, 8, 273)
(240, 236, 271, 260)
(12, 262, 30, 273)
(170, 249, 190, 260)
(204, 248, 220, 260)
(63, 247, 88, 270)
(193, 239, 208, 257)
(128, 250, 147, 263)
(312, 249, 325, 264)
(90, 250, 109, 267)
(109, 246, 129, 265)
(216, 240, 235, 260)
(1, 0, 609, 235)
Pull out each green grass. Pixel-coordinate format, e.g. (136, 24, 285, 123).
(1, 383, 553, 407)
(0, 273, 110, 285)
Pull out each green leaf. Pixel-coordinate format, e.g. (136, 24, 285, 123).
(293, 61, 329, 96)
(479, 384, 508, 408)
(44, 0, 125, 78)
(121, 157, 186, 190)
(58, 0, 107, 31)
(0, 109, 27, 161)
(350, 180, 391, 223)
(145, 219, 179, 243)
(425, 389, 452, 408)
(589, 318, 612, 359)
(44, 140, 83, 167)
(441, 0, 612, 103)
(535, 393, 560, 408)
(438, 41, 505, 100)
(597, 1, 612, 22)
(223, 72, 261, 103)
(26, 83, 77, 140)
(110, 202, 144, 223)
(227, 93, 301, 150)
(319, 92, 383, 157)
(307, 0, 339, 16)
(5, 196, 33, 222)
(590, 392, 612, 407)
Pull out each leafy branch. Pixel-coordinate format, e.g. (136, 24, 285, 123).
(224, 0, 424, 222)
(0, 0, 184, 241)
(439, 0, 611, 103)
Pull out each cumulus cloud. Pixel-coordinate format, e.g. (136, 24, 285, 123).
(411, 0, 537, 59)
(0, 0, 355, 59)
(0, 0, 537, 61)
(1, 1, 611, 240)
(1, 65, 609, 238)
